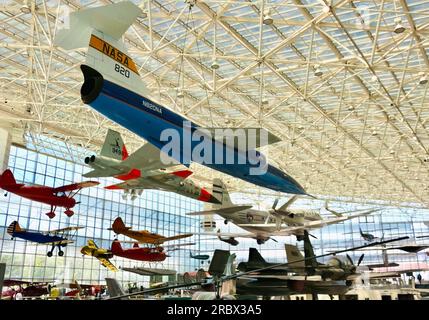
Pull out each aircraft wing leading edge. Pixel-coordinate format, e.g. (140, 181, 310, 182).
(186, 205, 253, 216)
(98, 257, 118, 271)
(122, 142, 180, 171)
(238, 209, 381, 230)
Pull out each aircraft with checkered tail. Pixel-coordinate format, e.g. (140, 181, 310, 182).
(54, 1, 306, 197)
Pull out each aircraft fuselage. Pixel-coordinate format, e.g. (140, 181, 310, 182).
(3, 185, 76, 208)
(81, 66, 306, 195)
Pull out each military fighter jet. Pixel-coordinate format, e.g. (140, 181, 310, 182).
(83, 129, 219, 204)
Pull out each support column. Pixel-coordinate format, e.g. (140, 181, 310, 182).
(0, 128, 11, 172)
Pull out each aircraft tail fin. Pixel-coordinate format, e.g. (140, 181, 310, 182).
(111, 240, 123, 254)
(285, 244, 305, 267)
(325, 201, 342, 217)
(54, 1, 148, 97)
(110, 217, 130, 234)
(248, 248, 266, 264)
(7, 221, 21, 235)
(100, 129, 128, 161)
(303, 230, 318, 269)
(224, 253, 237, 276)
(0, 169, 17, 187)
(212, 179, 233, 207)
(105, 278, 128, 299)
(87, 240, 98, 249)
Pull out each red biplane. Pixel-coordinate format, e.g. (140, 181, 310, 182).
(0, 169, 99, 219)
(110, 239, 195, 262)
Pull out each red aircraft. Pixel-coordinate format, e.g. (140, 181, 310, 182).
(0, 169, 99, 219)
(111, 240, 167, 262)
(110, 239, 194, 262)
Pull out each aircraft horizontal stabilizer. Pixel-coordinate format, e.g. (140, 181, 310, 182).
(54, 1, 141, 50)
(186, 205, 253, 216)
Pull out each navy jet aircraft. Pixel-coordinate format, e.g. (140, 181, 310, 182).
(83, 129, 219, 204)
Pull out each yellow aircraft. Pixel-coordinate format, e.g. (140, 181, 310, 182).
(81, 240, 117, 271)
(109, 217, 193, 245)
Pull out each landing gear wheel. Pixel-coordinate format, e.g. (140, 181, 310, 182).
(64, 209, 74, 217)
(47, 251, 53, 257)
(46, 212, 56, 219)
(58, 250, 64, 257)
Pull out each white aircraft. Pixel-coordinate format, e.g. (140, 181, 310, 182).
(188, 179, 380, 244)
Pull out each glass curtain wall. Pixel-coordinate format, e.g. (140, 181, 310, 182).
(1, 142, 429, 288)
(0, 145, 202, 287)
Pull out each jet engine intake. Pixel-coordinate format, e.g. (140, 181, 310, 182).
(81, 65, 104, 104)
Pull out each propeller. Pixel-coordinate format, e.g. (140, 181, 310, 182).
(268, 198, 285, 230)
(309, 233, 318, 239)
(346, 254, 354, 265)
(357, 254, 365, 266)
(271, 238, 278, 243)
(346, 253, 365, 267)
(272, 198, 280, 210)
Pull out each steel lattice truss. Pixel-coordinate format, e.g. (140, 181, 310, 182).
(1, 0, 429, 207)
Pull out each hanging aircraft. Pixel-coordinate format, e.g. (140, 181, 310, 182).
(120, 267, 176, 277)
(190, 179, 379, 244)
(110, 239, 195, 262)
(83, 129, 220, 204)
(107, 236, 409, 300)
(190, 251, 210, 261)
(81, 240, 118, 271)
(359, 227, 377, 242)
(109, 217, 193, 245)
(54, 1, 306, 197)
(0, 169, 99, 219)
(7, 221, 83, 257)
(238, 231, 401, 283)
